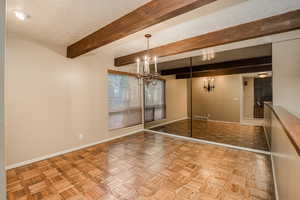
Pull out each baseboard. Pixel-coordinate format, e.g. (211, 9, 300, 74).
(194, 118, 255, 126)
(209, 119, 266, 127)
(5, 129, 144, 170)
(240, 120, 265, 126)
(207, 119, 241, 125)
(146, 117, 264, 130)
(146, 117, 188, 129)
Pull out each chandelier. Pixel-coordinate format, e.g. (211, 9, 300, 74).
(136, 34, 160, 83)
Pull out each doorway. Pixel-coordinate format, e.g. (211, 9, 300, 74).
(254, 76, 272, 118)
(242, 72, 272, 124)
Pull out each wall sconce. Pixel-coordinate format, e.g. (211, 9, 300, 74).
(204, 77, 215, 92)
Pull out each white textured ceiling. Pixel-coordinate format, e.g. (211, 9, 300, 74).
(94, 0, 300, 58)
(7, 0, 300, 59)
(7, 0, 150, 47)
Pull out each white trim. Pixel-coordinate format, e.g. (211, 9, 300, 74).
(263, 127, 279, 200)
(205, 119, 241, 125)
(146, 129, 271, 155)
(146, 117, 188, 129)
(5, 129, 144, 170)
(240, 121, 264, 126)
(194, 118, 262, 126)
(241, 118, 265, 126)
(263, 126, 271, 150)
(270, 153, 279, 200)
(192, 115, 208, 120)
(148, 117, 264, 128)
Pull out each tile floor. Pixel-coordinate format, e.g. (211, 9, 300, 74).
(7, 132, 274, 200)
(151, 119, 269, 151)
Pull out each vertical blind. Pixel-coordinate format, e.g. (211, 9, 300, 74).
(144, 80, 166, 122)
(108, 71, 142, 129)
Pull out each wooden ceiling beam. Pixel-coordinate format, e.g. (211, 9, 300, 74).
(67, 0, 217, 58)
(160, 56, 272, 75)
(176, 64, 272, 79)
(115, 9, 300, 66)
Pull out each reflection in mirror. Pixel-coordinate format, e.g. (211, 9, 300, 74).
(191, 72, 272, 151)
(144, 44, 272, 152)
(144, 75, 191, 137)
(144, 79, 166, 123)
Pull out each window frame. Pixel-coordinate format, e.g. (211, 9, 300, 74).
(107, 69, 143, 130)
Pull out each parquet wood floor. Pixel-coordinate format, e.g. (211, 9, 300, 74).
(7, 131, 274, 200)
(151, 119, 269, 151)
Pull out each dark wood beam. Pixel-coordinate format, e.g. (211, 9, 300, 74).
(161, 56, 271, 75)
(107, 69, 138, 77)
(176, 64, 272, 79)
(67, 0, 217, 58)
(115, 9, 300, 66)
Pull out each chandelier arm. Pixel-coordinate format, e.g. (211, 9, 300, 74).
(136, 34, 160, 83)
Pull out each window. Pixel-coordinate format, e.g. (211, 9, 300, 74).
(108, 70, 142, 129)
(144, 79, 166, 122)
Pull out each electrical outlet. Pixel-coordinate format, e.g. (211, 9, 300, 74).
(79, 134, 84, 140)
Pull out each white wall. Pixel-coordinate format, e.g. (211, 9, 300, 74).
(0, 0, 6, 197)
(271, 113, 300, 200)
(273, 38, 300, 117)
(264, 105, 300, 200)
(5, 33, 143, 167)
(271, 36, 300, 200)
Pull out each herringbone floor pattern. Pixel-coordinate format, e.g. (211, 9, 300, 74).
(6, 132, 274, 200)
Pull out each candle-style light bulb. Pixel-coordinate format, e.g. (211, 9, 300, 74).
(154, 56, 158, 73)
(144, 56, 148, 73)
(136, 58, 140, 74)
(202, 50, 207, 61)
(211, 50, 215, 59)
(147, 60, 150, 73)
